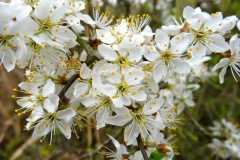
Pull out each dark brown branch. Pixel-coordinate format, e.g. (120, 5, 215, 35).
(183, 110, 213, 137)
(137, 136, 149, 160)
(58, 74, 79, 100)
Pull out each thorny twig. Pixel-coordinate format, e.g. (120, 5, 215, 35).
(184, 110, 213, 137)
(58, 74, 79, 100)
(79, 128, 123, 160)
(137, 136, 149, 160)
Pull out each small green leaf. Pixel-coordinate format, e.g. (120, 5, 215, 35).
(150, 151, 166, 160)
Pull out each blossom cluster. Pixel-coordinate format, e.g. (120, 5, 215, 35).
(208, 119, 240, 159)
(1, 0, 240, 159)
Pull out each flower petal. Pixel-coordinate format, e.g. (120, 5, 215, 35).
(212, 58, 230, 71)
(56, 108, 76, 121)
(155, 29, 169, 51)
(80, 63, 92, 79)
(98, 44, 118, 61)
(42, 79, 55, 97)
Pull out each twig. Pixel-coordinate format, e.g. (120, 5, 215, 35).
(76, 35, 95, 55)
(58, 74, 79, 100)
(9, 137, 36, 160)
(79, 138, 111, 160)
(87, 117, 92, 148)
(183, 110, 213, 137)
(79, 128, 123, 160)
(137, 136, 149, 160)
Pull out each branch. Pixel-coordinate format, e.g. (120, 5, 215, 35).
(183, 110, 213, 137)
(10, 137, 36, 160)
(79, 128, 123, 160)
(76, 35, 95, 55)
(79, 137, 111, 160)
(137, 136, 149, 160)
(58, 74, 79, 100)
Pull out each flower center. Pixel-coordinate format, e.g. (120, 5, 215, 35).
(117, 57, 129, 68)
(36, 18, 56, 35)
(195, 31, 207, 41)
(24, 0, 38, 6)
(160, 51, 173, 62)
(0, 35, 13, 46)
(117, 82, 129, 92)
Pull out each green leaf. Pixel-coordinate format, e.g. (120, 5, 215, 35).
(150, 151, 166, 160)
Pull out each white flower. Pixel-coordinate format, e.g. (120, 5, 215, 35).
(17, 79, 56, 110)
(208, 138, 231, 159)
(208, 119, 240, 159)
(107, 96, 164, 145)
(92, 7, 113, 29)
(212, 35, 240, 83)
(172, 83, 197, 113)
(74, 63, 92, 98)
(31, 0, 77, 50)
(103, 135, 128, 159)
(80, 89, 113, 129)
(97, 44, 144, 73)
(0, 2, 35, 71)
(183, 6, 235, 59)
(93, 69, 146, 108)
(144, 29, 191, 82)
(32, 107, 76, 142)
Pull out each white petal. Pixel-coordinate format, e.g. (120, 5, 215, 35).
(34, 0, 52, 20)
(127, 46, 143, 63)
(207, 34, 229, 52)
(212, 58, 230, 71)
(50, 6, 67, 23)
(42, 79, 55, 97)
(124, 124, 139, 145)
(171, 58, 191, 74)
(56, 120, 72, 139)
(219, 66, 228, 84)
(216, 16, 238, 33)
(96, 107, 110, 129)
(237, 21, 240, 31)
(56, 108, 76, 121)
(191, 43, 207, 58)
(125, 69, 144, 86)
(155, 29, 169, 51)
(130, 90, 147, 102)
(170, 33, 189, 54)
(43, 95, 59, 113)
(205, 12, 223, 30)
(51, 26, 77, 45)
(96, 29, 116, 44)
(143, 97, 164, 115)
(230, 38, 239, 54)
(98, 44, 118, 61)
(183, 6, 195, 19)
(2, 48, 16, 72)
(18, 82, 38, 94)
(107, 115, 132, 126)
(143, 45, 159, 61)
(108, 134, 121, 149)
(77, 13, 96, 25)
(27, 105, 44, 122)
(73, 82, 89, 98)
(153, 61, 167, 82)
(80, 63, 91, 79)
(81, 96, 99, 107)
(111, 96, 124, 108)
(32, 121, 51, 139)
